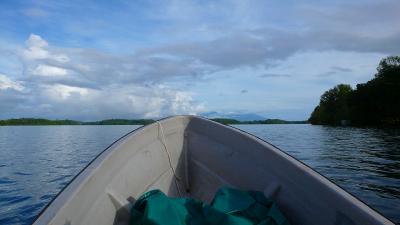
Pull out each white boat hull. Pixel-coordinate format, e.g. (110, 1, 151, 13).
(33, 116, 394, 225)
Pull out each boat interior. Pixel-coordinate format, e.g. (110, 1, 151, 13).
(33, 116, 393, 225)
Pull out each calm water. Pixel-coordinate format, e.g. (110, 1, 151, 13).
(0, 125, 399, 224)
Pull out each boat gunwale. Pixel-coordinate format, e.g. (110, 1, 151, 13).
(31, 117, 157, 224)
(31, 115, 395, 225)
(220, 121, 395, 225)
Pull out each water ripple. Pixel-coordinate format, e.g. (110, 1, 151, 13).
(236, 124, 400, 224)
(0, 178, 16, 185)
(0, 125, 140, 225)
(0, 124, 399, 224)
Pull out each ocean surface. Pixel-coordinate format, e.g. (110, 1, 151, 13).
(0, 124, 399, 224)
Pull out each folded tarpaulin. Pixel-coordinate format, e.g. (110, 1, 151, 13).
(131, 187, 291, 225)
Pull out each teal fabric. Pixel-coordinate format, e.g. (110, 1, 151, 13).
(131, 187, 291, 225)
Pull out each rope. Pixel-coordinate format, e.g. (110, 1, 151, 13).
(157, 121, 183, 196)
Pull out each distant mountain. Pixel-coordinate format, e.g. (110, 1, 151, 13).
(201, 112, 266, 121)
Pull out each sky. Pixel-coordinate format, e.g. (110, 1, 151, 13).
(0, 0, 399, 120)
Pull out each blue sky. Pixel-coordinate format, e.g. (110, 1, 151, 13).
(0, 0, 399, 120)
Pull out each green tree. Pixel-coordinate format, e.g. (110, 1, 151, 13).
(310, 56, 400, 127)
(350, 56, 400, 126)
(309, 84, 353, 125)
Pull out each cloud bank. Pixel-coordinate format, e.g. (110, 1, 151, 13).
(0, 34, 205, 120)
(0, 0, 399, 120)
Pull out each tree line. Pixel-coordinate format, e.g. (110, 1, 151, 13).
(211, 118, 307, 125)
(309, 56, 400, 127)
(0, 118, 155, 126)
(0, 117, 307, 126)
(0, 117, 309, 126)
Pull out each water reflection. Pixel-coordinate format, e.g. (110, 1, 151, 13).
(0, 125, 140, 225)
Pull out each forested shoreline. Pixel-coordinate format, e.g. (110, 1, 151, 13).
(0, 118, 307, 126)
(309, 56, 400, 127)
(0, 118, 155, 126)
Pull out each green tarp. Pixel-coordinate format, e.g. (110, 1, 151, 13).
(131, 187, 291, 225)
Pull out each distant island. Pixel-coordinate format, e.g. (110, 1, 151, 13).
(0, 118, 155, 126)
(309, 56, 400, 127)
(0, 118, 307, 126)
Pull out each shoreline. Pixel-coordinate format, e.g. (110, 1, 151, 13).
(0, 118, 308, 126)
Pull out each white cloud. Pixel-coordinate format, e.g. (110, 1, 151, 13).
(22, 34, 49, 60)
(169, 90, 205, 115)
(43, 84, 90, 100)
(33, 84, 205, 119)
(0, 74, 24, 91)
(0, 34, 206, 119)
(22, 34, 69, 63)
(32, 64, 68, 77)
(107, 85, 205, 118)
